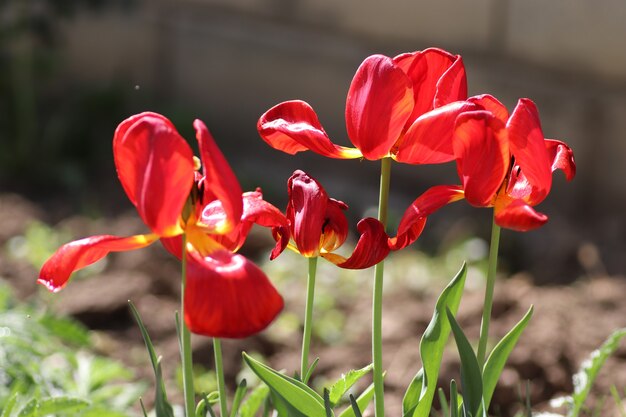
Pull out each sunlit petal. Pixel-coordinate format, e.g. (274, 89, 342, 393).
(320, 198, 349, 253)
(346, 55, 414, 160)
(258, 101, 361, 159)
(39, 233, 158, 292)
(113, 113, 194, 236)
(468, 94, 509, 123)
(545, 139, 576, 181)
(494, 198, 548, 232)
(184, 250, 283, 338)
(321, 218, 389, 269)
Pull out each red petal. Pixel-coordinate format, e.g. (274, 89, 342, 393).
(39, 234, 158, 292)
(393, 48, 467, 122)
(320, 198, 349, 253)
(286, 170, 330, 257)
(195, 119, 243, 234)
(346, 55, 414, 160)
(468, 94, 509, 123)
(184, 250, 284, 338)
(114, 113, 194, 236)
(321, 218, 390, 269)
(494, 198, 548, 232)
(545, 139, 576, 181)
(258, 101, 361, 159)
(395, 101, 479, 164)
(454, 111, 509, 207)
(389, 185, 464, 250)
(506, 99, 552, 203)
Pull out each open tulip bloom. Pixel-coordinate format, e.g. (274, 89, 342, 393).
(393, 95, 576, 238)
(39, 112, 289, 338)
(258, 48, 477, 163)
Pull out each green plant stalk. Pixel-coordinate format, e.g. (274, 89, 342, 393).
(179, 234, 195, 416)
(301, 256, 319, 381)
(476, 214, 502, 368)
(373, 157, 392, 417)
(214, 338, 229, 417)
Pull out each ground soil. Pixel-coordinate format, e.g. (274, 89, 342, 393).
(1, 193, 625, 417)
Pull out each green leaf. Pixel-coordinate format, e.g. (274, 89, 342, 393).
(324, 389, 333, 417)
(482, 306, 533, 410)
(230, 379, 248, 417)
(1, 393, 19, 417)
(243, 353, 329, 417)
(402, 368, 423, 417)
(327, 364, 373, 406)
(557, 328, 626, 417)
(438, 387, 450, 417)
(411, 263, 467, 417)
(239, 384, 270, 417)
(36, 396, 90, 414)
(338, 381, 375, 417)
(348, 395, 363, 417)
(303, 357, 320, 385)
(37, 314, 91, 347)
(16, 398, 38, 417)
(129, 301, 174, 417)
(447, 308, 483, 417)
(450, 380, 459, 417)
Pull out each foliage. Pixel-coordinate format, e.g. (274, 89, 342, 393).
(0, 282, 144, 416)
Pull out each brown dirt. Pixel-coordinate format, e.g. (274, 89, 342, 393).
(1, 193, 625, 417)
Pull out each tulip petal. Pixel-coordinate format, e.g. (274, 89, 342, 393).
(494, 198, 548, 232)
(320, 198, 349, 254)
(395, 101, 479, 164)
(389, 185, 464, 250)
(454, 111, 509, 207)
(468, 94, 509, 123)
(39, 234, 158, 292)
(195, 119, 243, 234)
(184, 250, 284, 338)
(113, 113, 194, 236)
(258, 101, 361, 159)
(346, 55, 414, 160)
(545, 139, 576, 181)
(506, 99, 552, 203)
(286, 170, 329, 257)
(321, 218, 390, 269)
(394, 48, 467, 121)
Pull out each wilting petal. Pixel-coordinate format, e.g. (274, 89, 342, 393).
(113, 113, 194, 236)
(395, 101, 478, 164)
(454, 111, 509, 207)
(39, 234, 158, 292)
(321, 218, 390, 269)
(393, 48, 467, 121)
(346, 55, 414, 160)
(195, 119, 243, 234)
(184, 250, 284, 338)
(494, 198, 548, 232)
(545, 139, 576, 180)
(287, 171, 329, 257)
(389, 185, 464, 250)
(468, 95, 509, 123)
(320, 198, 349, 253)
(506, 99, 552, 203)
(258, 101, 361, 159)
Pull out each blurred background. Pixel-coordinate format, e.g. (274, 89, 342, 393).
(2, 0, 625, 282)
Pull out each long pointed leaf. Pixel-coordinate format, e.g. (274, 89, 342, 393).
(239, 384, 270, 417)
(243, 353, 329, 417)
(338, 381, 376, 417)
(230, 379, 248, 417)
(327, 364, 373, 406)
(482, 306, 533, 410)
(403, 368, 424, 417)
(411, 263, 467, 417)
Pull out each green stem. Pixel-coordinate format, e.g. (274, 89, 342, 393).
(476, 214, 502, 368)
(373, 157, 392, 417)
(301, 256, 319, 382)
(214, 338, 229, 417)
(180, 234, 196, 416)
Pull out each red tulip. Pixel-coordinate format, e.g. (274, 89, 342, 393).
(39, 112, 288, 338)
(390, 96, 576, 246)
(258, 48, 473, 163)
(283, 170, 389, 269)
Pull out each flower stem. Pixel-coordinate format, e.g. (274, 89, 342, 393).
(476, 214, 502, 368)
(180, 234, 196, 416)
(373, 157, 392, 417)
(301, 256, 318, 382)
(214, 338, 229, 417)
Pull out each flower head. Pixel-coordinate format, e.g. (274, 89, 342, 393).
(258, 48, 474, 163)
(39, 112, 289, 338)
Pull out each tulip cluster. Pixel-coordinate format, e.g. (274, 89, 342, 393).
(38, 47, 576, 417)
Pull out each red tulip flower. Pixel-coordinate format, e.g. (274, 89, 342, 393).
(391, 96, 576, 245)
(39, 112, 289, 338)
(283, 170, 389, 269)
(258, 48, 475, 163)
